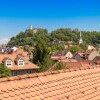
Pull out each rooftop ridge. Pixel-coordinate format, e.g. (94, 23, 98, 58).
(0, 65, 100, 83)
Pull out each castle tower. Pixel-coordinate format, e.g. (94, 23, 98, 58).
(29, 25, 33, 30)
(79, 31, 83, 44)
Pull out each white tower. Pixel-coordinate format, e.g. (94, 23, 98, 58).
(79, 31, 83, 44)
(29, 25, 33, 30)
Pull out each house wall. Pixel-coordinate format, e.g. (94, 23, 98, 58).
(88, 51, 100, 60)
(65, 52, 73, 59)
(11, 69, 38, 76)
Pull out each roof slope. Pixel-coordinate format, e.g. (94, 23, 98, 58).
(0, 53, 39, 70)
(10, 62, 39, 70)
(0, 66, 100, 100)
(93, 56, 100, 61)
(53, 49, 68, 56)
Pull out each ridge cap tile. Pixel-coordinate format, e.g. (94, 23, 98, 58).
(18, 74, 29, 79)
(0, 77, 8, 82)
(36, 72, 45, 77)
(44, 71, 52, 76)
(0, 67, 100, 83)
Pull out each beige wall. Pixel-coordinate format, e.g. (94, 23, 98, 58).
(88, 51, 100, 60)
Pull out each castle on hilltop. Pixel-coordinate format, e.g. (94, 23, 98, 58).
(29, 25, 39, 33)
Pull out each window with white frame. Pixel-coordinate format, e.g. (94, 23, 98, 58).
(18, 60, 24, 66)
(6, 60, 12, 66)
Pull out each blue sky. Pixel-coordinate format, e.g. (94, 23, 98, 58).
(0, 0, 100, 39)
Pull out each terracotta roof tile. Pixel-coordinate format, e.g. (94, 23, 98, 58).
(15, 49, 24, 55)
(0, 53, 39, 71)
(2, 57, 11, 63)
(0, 67, 100, 99)
(9, 62, 39, 70)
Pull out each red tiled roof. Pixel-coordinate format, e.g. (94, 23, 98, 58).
(80, 59, 90, 63)
(14, 56, 24, 62)
(92, 56, 100, 65)
(59, 59, 78, 62)
(53, 49, 68, 56)
(78, 50, 93, 57)
(0, 66, 100, 99)
(51, 50, 70, 60)
(51, 56, 66, 60)
(15, 49, 24, 54)
(84, 50, 93, 54)
(2, 57, 12, 63)
(65, 62, 82, 69)
(10, 62, 39, 70)
(48, 59, 79, 71)
(0, 54, 16, 63)
(49, 59, 98, 71)
(93, 56, 100, 61)
(78, 52, 84, 57)
(0, 52, 39, 70)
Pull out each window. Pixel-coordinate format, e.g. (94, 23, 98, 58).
(12, 72, 17, 76)
(15, 72, 17, 76)
(19, 61, 24, 65)
(29, 70, 32, 74)
(6, 60, 12, 66)
(26, 70, 32, 74)
(26, 70, 29, 73)
(18, 59, 25, 66)
(12, 72, 15, 76)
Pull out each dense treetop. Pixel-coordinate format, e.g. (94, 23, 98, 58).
(0, 64, 11, 78)
(8, 28, 100, 47)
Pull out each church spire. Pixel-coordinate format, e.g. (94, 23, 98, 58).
(79, 31, 83, 44)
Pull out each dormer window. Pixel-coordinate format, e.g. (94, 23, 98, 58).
(7, 60, 12, 66)
(2, 58, 13, 67)
(18, 60, 24, 66)
(15, 56, 25, 66)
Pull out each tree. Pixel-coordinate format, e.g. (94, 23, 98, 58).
(33, 38, 54, 72)
(49, 44, 64, 53)
(38, 55, 54, 72)
(0, 64, 11, 78)
(79, 42, 87, 50)
(69, 45, 81, 54)
(72, 28, 79, 34)
(55, 61, 66, 70)
(33, 38, 48, 63)
(8, 27, 100, 47)
(37, 28, 48, 35)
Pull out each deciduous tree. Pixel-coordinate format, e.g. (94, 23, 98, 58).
(0, 64, 11, 78)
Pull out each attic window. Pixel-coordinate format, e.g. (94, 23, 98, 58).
(6, 60, 12, 66)
(19, 61, 24, 66)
